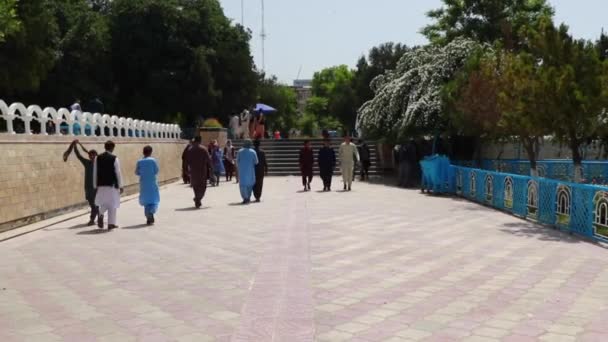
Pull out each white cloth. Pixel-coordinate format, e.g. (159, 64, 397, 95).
(99, 206, 117, 225)
(93, 155, 123, 210)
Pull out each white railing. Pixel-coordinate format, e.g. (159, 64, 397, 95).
(0, 99, 181, 139)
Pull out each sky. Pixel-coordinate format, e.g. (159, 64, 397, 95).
(219, 0, 607, 84)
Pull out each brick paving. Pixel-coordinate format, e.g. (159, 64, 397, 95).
(1, 177, 608, 341)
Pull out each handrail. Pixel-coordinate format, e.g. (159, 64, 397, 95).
(0, 99, 182, 139)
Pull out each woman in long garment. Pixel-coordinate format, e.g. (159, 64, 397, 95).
(211, 140, 225, 186)
(299, 140, 314, 191)
(136, 146, 160, 225)
(223, 140, 236, 181)
(236, 139, 258, 204)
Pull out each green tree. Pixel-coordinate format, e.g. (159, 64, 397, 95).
(305, 96, 329, 117)
(353, 42, 410, 108)
(444, 48, 504, 161)
(311, 65, 357, 129)
(36, 0, 112, 108)
(110, 0, 257, 124)
(0, 0, 59, 97)
(598, 31, 608, 61)
(524, 19, 608, 181)
(422, 0, 553, 48)
(496, 51, 553, 176)
(0, 0, 20, 42)
(257, 75, 298, 133)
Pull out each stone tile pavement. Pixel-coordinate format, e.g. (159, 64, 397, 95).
(1, 177, 608, 341)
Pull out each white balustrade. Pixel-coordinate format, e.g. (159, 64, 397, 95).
(0, 99, 181, 139)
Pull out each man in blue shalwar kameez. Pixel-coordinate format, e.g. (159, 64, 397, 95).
(236, 139, 258, 204)
(136, 146, 160, 225)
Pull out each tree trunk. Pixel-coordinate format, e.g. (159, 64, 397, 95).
(473, 136, 482, 168)
(522, 137, 538, 177)
(570, 137, 584, 183)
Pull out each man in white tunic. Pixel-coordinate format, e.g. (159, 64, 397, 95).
(339, 135, 359, 191)
(93, 141, 123, 229)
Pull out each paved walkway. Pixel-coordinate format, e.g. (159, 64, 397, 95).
(2, 177, 608, 342)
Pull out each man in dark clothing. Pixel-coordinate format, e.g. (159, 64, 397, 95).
(318, 139, 336, 191)
(299, 140, 314, 191)
(181, 140, 193, 184)
(64, 140, 98, 225)
(358, 139, 371, 181)
(187, 136, 212, 208)
(253, 139, 268, 202)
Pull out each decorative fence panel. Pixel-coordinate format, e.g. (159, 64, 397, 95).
(454, 159, 608, 185)
(0, 99, 181, 139)
(451, 166, 608, 243)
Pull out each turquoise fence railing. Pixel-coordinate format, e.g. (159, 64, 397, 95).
(454, 159, 608, 185)
(451, 165, 608, 242)
(420, 155, 452, 194)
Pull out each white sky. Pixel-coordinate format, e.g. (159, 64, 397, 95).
(219, 0, 607, 84)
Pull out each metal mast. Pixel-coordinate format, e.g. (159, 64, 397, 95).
(260, 0, 266, 71)
(241, 0, 244, 26)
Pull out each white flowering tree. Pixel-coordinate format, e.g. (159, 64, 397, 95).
(357, 38, 480, 140)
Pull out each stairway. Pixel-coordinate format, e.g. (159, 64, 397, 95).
(231, 139, 382, 177)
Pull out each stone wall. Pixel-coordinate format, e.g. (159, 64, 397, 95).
(0, 134, 186, 232)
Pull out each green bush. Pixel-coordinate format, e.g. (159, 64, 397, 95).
(297, 113, 319, 137)
(202, 118, 223, 128)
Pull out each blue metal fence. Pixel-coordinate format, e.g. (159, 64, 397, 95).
(454, 159, 608, 185)
(450, 165, 608, 242)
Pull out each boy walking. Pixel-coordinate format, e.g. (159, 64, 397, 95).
(136, 146, 160, 225)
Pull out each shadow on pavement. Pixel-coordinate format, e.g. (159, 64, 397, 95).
(175, 207, 209, 211)
(122, 224, 149, 230)
(228, 202, 248, 206)
(69, 223, 90, 229)
(77, 229, 111, 235)
(499, 221, 585, 244)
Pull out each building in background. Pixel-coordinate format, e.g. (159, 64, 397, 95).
(292, 79, 312, 114)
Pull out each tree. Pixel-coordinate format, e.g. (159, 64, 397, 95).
(422, 0, 553, 48)
(353, 42, 410, 107)
(36, 0, 112, 108)
(357, 38, 480, 141)
(0, 0, 59, 97)
(598, 31, 608, 61)
(496, 51, 553, 176)
(524, 18, 608, 181)
(444, 48, 503, 161)
(0, 0, 20, 42)
(110, 0, 257, 125)
(257, 75, 298, 133)
(311, 65, 357, 129)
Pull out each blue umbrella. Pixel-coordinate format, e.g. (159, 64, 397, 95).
(254, 103, 277, 114)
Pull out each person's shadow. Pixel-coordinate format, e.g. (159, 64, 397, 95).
(175, 207, 209, 211)
(122, 224, 149, 229)
(77, 229, 111, 235)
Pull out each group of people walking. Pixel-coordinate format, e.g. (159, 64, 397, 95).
(65, 135, 371, 229)
(182, 137, 268, 206)
(299, 136, 371, 192)
(64, 139, 160, 229)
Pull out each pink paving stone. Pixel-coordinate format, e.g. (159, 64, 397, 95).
(579, 332, 608, 341)
(4, 178, 608, 341)
(502, 335, 539, 342)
